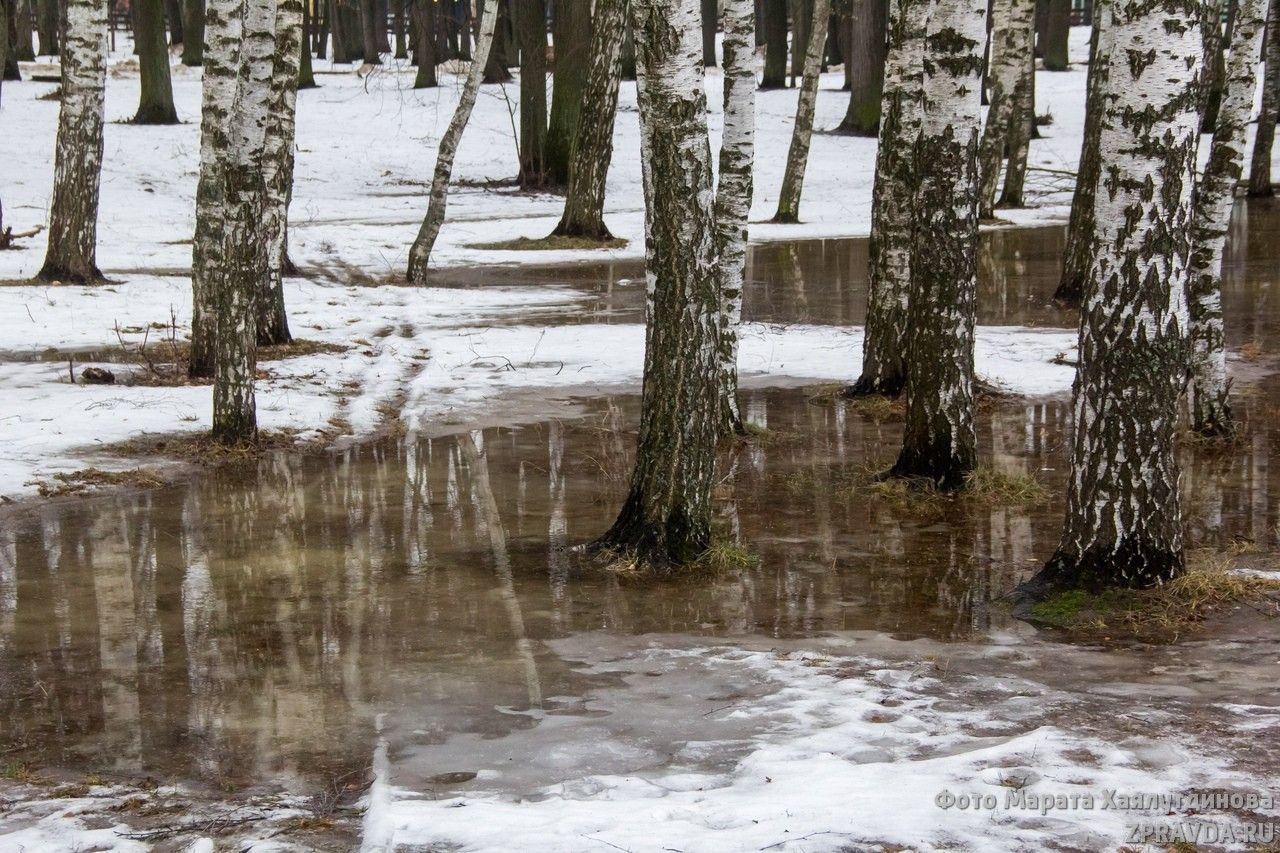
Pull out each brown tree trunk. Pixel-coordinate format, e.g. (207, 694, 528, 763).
(1041, 0, 1069, 69)
(516, 0, 546, 183)
(1249, 0, 1279, 195)
(413, 0, 438, 87)
(546, 0, 591, 185)
(761, 0, 787, 87)
(181, 0, 204, 65)
(134, 0, 180, 123)
(837, 0, 886, 133)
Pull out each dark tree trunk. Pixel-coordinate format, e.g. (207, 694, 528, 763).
(1200, 0, 1234, 132)
(375, 0, 391, 50)
(181, 0, 204, 65)
(37, 0, 108, 284)
(1053, 0, 1105, 307)
(761, 0, 787, 87)
(702, 0, 716, 63)
(516, 0, 544, 180)
(1249, 0, 1279, 195)
(546, 0, 591, 185)
(134, 0, 180, 124)
(837, 0, 887, 133)
(360, 0, 382, 62)
(2, 0, 21, 81)
(594, 0, 723, 571)
(552, 0, 628, 238)
(13, 0, 33, 61)
(790, 0, 810, 83)
(413, 0, 438, 87)
(164, 0, 184, 45)
(316, 0, 329, 57)
(1041, 0, 1069, 69)
(482, 0, 512, 81)
(392, 0, 408, 57)
(34, 0, 54, 55)
(299, 0, 318, 88)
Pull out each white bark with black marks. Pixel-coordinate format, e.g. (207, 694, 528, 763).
(1188, 0, 1265, 436)
(37, 0, 107, 284)
(772, 0, 831, 223)
(406, 0, 499, 283)
(977, 0, 1034, 217)
(1248, 0, 1279, 195)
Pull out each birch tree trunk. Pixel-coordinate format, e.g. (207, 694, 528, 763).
(1199, 0, 1227, 131)
(1053, 0, 1107, 306)
(837, 0, 887, 133)
(405, 0, 498, 282)
(772, 0, 831, 222)
(134, 0, 179, 123)
(593, 0, 723, 570)
(552, 0, 629, 239)
(212, 0, 277, 444)
(190, 0, 241, 378)
(996, 43, 1034, 205)
(887, 0, 985, 488)
(977, 0, 1034, 218)
(546, 0, 591, 185)
(714, 0, 756, 434)
(1026, 0, 1202, 595)
(847, 0, 924, 397)
(36, 0, 107, 284)
(1248, 0, 1279, 195)
(515, 0, 545, 183)
(258, 0, 303, 346)
(1187, 0, 1265, 437)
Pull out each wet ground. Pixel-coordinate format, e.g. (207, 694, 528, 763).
(2, 203, 1280, 849)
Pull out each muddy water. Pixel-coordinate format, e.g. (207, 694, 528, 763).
(2, 201, 1280, 801)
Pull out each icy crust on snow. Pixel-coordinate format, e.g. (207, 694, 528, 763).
(361, 637, 1280, 852)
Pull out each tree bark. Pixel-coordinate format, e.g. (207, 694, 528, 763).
(516, 0, 546, 182)
(165, 0, 185, 46)
(546, 0, 591, 185)
(299, 1, 318, 88)
(761, 0, 787, 87)
(13, 0, 33, 62)
(887, 0, 984, 489)
(36, 0, 107, 284)
(996, 36, 1034, 205)
(714, 0, 756, 433)
(482, 0, 512, 81)
(594, 0, 722, 571)
(847, 0, 924, 397)
(1188, 0, 1265, 437)
(405, 0, 499, 281)
(1053, 0, 1106, 306)
(702, 0, 717, 63)
(772, 0, 831, 222)
(258, 0, 303, 347)
(837, 0, 886, 134)
(360, 0, 382, 63)
(1248, 0, 1279, 195)
(34, 0, 54, 55)
(552, 0, 628, 238)
(790, 0, 810, 83)
(181, 0, 204, 65)
(1041, 0, 1069, 69)
(977, 0, 1033, 216)
(3, 0, 23, 80)
(212, 0, 278, 445)
(134, 0, 180, 124)
(1199, 0, 1230, 132)
(392, 0, 408, 57)
(1025, 0, 1202, 595)
(413, 0, 438, 87)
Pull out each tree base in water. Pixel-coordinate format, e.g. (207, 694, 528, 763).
(1015, 539, 1185, 607)
(844, 375, 904, 399)
(591, 492, 711, 576)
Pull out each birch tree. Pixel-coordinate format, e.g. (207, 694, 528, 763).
(977, 0, 1034, 218)
(258, 0, 304, 346)
(1187, 0, 1265, 437)
(405, 0, 499, 282)
(212, 0, 278, 444)
(551, 0, 629, 240)
(772, 0, 832, 223)
(1249, 0, 1279, 195)
(593, 0, 722, 569)
(36, 0, 107, 284)
(1054, 0, 1108, 307)
(714, 0, 756, 434)
(887, 0, 985, 488)
(1025, 0, 1203, 595)
(847, 0, 925, 397)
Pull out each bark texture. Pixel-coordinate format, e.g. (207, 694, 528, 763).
(1054, 0, 1107, 306)
(772, 0, 832, 222)
(889, 0, 985, 489)
(181, 0, 204, 65)
(714, 0, 756, 433)
(761, 0, 787, 87)
(212, 0, 277, 444)
(1249, 0, 1279, 195)
(1187, 0, 1265, 436)
(838, 0, 887, 133)
(1199, 0, 1227, 131)
(1041, 0, 1069, 68)
(405, 0, 499, 281)
(552, 0, 629, 239)
(134, 0, 180, 123)
(413, 0, 438, 87)
(977, 0, 1034, 217)
(848, 0, 924, 397)
(37, 0, 108, 284)
(1030, 0, 1203, 594)
(546, 0, 591, 185)
(258, 0, 303, 346)
(516, 0, 545, 182)
(595, 0, 723, 570)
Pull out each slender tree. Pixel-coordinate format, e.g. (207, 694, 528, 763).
(772, 0, 832, 222)
(259, 0, 304, 346)
(34, 0, 53, 55)
(714, 0, 756, 433)
(1023, 0, 1203, 596)
(299, 1, 317, 88)
(134, 0, 180, 124)
(887, 0, 985, 488)
(12, 0, 32, 62)
(1187, 0, 1266, 437)
(165, 0, 185, 46)
(482, 0, 512, 81)
(2, 0, 22, 80)
(212, 0, 278, 444)
(701, 0, 716, 63)
(516, 0, 546, 183)
(546, 0, 591, 185)
(1054, 0, 1107, 307)
(837, 0, 887, 133)
(1249, 0, 1279, 195)
(761, 0, 787, 87)
(551, 0, 629, 239)
(36, 0, 108, 284)
(977, 0, 1034, 217)
(593, 0, 723, 569)
(1040, 0, 1069, 69)
(847, 0, 925, 397)
(405, 0, 498, 281)
(413, 0, 438, 87)
(181, 0, 204, 66)
(1199, 0, 1229, 131)
(360, 0, 382, 63)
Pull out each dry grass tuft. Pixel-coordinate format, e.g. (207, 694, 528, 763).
(962, 467, 1050, 505)
(474, 235, 628, 252)
(29, 467, 167, 498)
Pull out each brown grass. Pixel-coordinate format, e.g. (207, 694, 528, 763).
(474, 235, 628, 251)
(30, 467, 167, 498)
